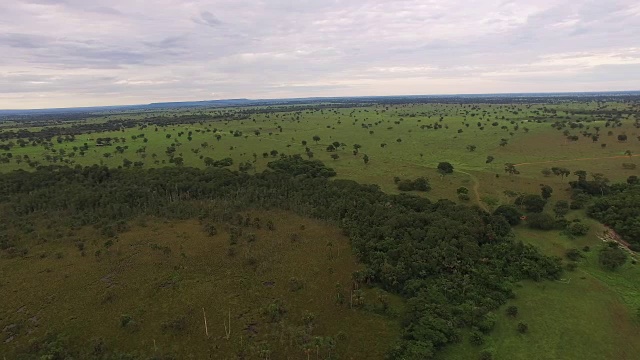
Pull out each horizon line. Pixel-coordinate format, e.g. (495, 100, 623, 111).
(2, 89, 640, 113)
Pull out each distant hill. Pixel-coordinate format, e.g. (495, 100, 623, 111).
(2, 91, 640, 117)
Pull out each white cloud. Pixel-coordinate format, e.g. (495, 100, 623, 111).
(0, 0, 639, 108)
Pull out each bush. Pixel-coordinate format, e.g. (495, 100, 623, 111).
(288, 277, 304, 292)
(479, 349, 494, 360)
(263, 300, 287, 323)
(506, 305, 518, 317)
(517, 194, 547, 213)
(526, 213, 556, 230)
(567, 221, 589, 236)
(493, 205, 522, 226)
(469, 330, 485, 346)
(396, 177, 431, 192)
(203, 223, 217, 236)
(397, 180, 415, 192)
(517, 322, 529, 334)
(598, 244, 627, 271)
(565, 248, 582, 261)
(477, 312, 497, 333)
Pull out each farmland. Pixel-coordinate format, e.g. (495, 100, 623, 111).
(0, 95, 639, 359)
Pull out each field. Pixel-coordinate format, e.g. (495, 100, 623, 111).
(0, 211, 399, 359)
(443, 220, 640, 360)
(0, 97, 639, 359)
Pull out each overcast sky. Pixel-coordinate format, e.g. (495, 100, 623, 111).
(1, 0, 639, 109)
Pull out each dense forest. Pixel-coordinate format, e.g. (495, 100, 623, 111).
(0, 156, 563, 358)
(587, 182, 640, 250)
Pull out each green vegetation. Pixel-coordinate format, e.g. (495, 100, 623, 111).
(0, 96, 639, 359)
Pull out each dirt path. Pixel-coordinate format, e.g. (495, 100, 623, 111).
(455, 169, 487, 211)
(514, 154, 639, 167)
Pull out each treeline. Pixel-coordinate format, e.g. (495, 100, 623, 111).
(587, 183, 640, 250)
(0, 114, 248, 141)
(0, 156, 562, 359)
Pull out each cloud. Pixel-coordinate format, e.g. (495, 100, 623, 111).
(0, 0, 639, 109)
(198, 10, 223, 27)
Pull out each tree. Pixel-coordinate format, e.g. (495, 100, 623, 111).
(330, 153, 340, 160)
(517, 322, 528, 334)
(617, 134, 628, 142)
(540, 185, 553, 199)
(504, 163, 520, 175)
(470, 330, 484, 346)
(520, 194, 547, 213)
(301, 140, 307, 146)
(506, 305, 518, 317)
(598, 244, 627, 271)
(591, 173, 610, 196)
(332, 141, 341, 149)
(363, 154, 370, 165)
(485, 155, 495, 164)
(567, 221, 589, 236)
(437, 162, 454, 177)
(413, 177, 431, 191)
(312, 135, 320, 143)
(574, 170, 587, 182)
(628, 175, 639, 185)
(551, 167, 571, 181)
(565, 248, 582, 261)
(457, 187, 469, 195)
(553, 200, 570, 218)
(493, 205, 522, 225)
(466, 145, 477, 152)
(541, 168, 552, 177)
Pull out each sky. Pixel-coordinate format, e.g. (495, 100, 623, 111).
(1, 0, 639, 109)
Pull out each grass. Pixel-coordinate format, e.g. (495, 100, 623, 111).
(442, 222, 640, 360)
(0, 210, 399, 358)
(1, 101, 639, 358)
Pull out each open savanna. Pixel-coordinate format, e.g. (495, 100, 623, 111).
(0, 210, 399, 358)
(1, 102, 637, 201)
(442, 218, 640, 360)
(1, 100, 638, 359)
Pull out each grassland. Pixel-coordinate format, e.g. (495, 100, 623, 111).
(0, 210, 399, 358)
(442, 219, 640, 360)
(0, 99, 638, 359)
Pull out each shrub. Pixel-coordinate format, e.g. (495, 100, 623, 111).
(526, 213, 556, 230)
(288, 277, 304, 292)
(479, 349, 494, 360)
(565, 248, 582, 261)
(567, 221, 589, 236)
(263, 300, 287, 323)
(517, 322, 529, 334)
(493, 205, 522, 225)
(598, 244, 627, 271)
(469, 330, 484, 346)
